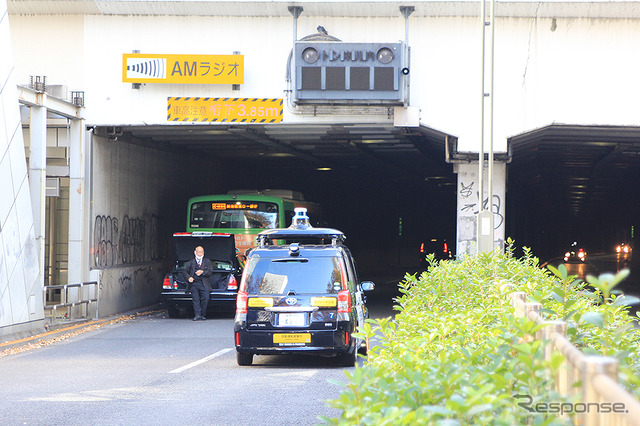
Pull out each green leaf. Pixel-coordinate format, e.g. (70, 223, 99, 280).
(610, 269, 631, 287)
(563, 309, 579, 321)
(581, 311, 604, 328)
(466, 403, 494, 416)
(550, 351, 565, 370)
(546, 264, 562, 279)
(539, 308, 557, 316)
(423, 405, 452, 416)
(613, 295, 640, 306)
(517, 353, 533, 369)
(490, 373, 507, 388)
(551, 292, 564, 304)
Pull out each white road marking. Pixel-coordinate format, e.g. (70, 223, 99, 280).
(169, 348, 233, 374)
(26, 387, 153, 402)
(268, 370, 319, 379)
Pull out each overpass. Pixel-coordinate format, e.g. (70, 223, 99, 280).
(2, 0, 640, 338)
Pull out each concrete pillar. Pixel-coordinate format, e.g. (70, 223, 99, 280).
(68, 118, 86, 288)
(28, 103, 47, 273)
(454, 161, 506, 256)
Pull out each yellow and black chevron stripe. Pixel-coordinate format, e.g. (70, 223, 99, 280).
(167, 97, 283, 123)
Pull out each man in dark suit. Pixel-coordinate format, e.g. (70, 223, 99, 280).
(183, 246, 213, 321)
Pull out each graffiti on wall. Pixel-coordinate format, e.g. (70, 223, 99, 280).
(93, 214, 165, 267)
(117, 266, 156, 297)
(458, 180, 504, 229)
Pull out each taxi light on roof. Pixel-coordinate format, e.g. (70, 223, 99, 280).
(290, 208, 311, 230)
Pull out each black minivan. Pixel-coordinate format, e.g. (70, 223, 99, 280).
(233, 209, 374, 366)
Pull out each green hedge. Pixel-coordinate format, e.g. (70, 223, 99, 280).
(321, 245, 640, 425)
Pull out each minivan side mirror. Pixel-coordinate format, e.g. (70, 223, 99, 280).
(361, 281, 375, 291)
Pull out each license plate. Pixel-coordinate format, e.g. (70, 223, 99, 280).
(277, 313, 306, 327)
(273, 333, 311, 344)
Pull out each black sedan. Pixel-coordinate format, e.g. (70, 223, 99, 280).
(162, 232, 241, 318)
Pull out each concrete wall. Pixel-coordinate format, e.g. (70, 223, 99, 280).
(4, 1, 640, 325)
(0, 0, 44, 339)
(455, 162, 507, 256)
(90, 134, 177, 316)
(8, 9, 640, 154)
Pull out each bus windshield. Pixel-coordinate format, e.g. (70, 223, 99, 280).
(190, 201, 278, 229)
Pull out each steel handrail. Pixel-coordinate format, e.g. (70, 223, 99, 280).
(43, 281, 99, 321)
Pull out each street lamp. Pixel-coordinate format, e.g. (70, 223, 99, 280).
(477, 0, 495, 253)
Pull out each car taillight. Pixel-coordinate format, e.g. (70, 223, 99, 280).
(420, 243, 425, 253)
(443, 242, 448, 253)
(227, 274, 238, 291)
(337, 290, 351, 313)
(163, 276, 172, 289)
(236, 291, 248, 314)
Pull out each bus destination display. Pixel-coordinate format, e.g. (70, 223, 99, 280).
(212, 203, 259, 210)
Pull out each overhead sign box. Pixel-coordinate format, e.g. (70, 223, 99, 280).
(123, 53, 244, 84)
(167, 97, 282, 123)
(292, 42, 406, 105)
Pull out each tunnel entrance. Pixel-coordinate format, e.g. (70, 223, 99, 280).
(93, 122, 458, 274)
(507, 124, 640, 262)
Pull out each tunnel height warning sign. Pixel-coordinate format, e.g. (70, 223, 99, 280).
(167, 97, 283, 123)
(123, 53, 244, 84)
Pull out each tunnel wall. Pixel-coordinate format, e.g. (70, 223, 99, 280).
(90, 134, 177, 316)
(89, 132, 226, 316)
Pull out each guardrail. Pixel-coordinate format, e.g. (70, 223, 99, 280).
(500, 283, 640, 426)
(43, 281, 99, 322)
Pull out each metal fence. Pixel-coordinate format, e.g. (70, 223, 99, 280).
(43, 281, 99, 322)
(500, 283, 640, 426)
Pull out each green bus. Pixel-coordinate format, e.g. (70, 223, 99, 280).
(186, 190, 322, 262)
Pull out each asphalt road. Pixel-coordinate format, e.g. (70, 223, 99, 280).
(547, 252, 640, 319)
(0, 273, 405, 426)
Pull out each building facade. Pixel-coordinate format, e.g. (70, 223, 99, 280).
(2, 0, 640, 338)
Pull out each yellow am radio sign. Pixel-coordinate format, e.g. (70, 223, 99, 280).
(123, 53, 244, 84)
(168, 97, 283, 123)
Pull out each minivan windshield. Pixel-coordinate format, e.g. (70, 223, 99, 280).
(243, 256, 343, 294)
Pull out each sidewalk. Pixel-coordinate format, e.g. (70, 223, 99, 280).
(0, 305, 162, 357)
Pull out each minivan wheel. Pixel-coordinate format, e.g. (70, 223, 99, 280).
(357, 339, 368, 356)
(236, 352, 253, 366)
(338, 346, 357, 367)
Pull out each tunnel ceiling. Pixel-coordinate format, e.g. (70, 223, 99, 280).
(508, 124, 640, 223)
(114, 122, 457, 188)
(104, 122, 640, 224)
